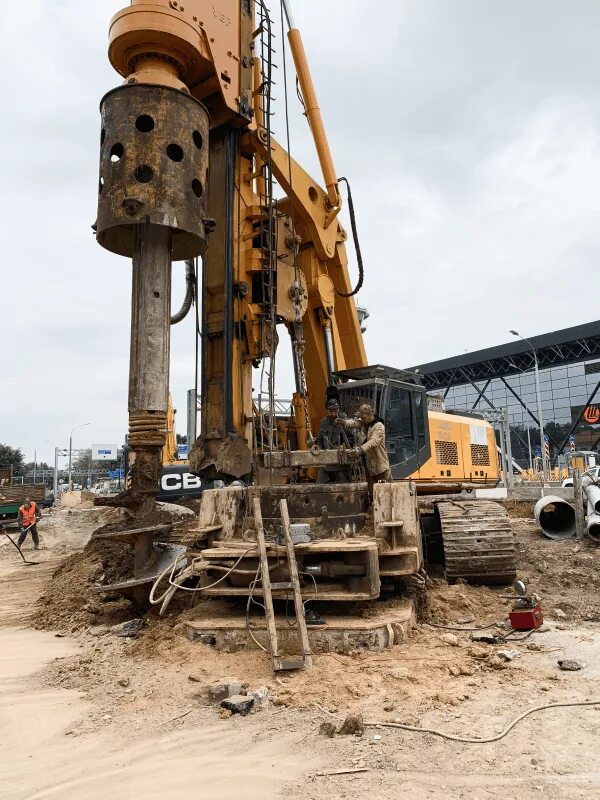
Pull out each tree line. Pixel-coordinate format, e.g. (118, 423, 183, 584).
(0, 443, 122, 480)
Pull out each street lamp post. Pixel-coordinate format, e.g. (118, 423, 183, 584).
(510, 330, 548, 482)
(33, 439, 50, 483)
(68, 423, 91, 491)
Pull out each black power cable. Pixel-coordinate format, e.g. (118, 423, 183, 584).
(336, 177, 364, 298)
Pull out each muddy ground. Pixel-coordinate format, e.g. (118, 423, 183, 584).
(1, 500, 600, 799)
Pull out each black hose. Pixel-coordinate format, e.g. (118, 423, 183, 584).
(1, 530, 37, 565)
(170, 260, 195, 325)
(335, 177, 364, 298)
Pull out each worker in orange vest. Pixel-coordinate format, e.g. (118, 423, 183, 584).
(17, 498, 41, 549)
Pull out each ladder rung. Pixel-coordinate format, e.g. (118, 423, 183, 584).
(274, 657, 309, 672)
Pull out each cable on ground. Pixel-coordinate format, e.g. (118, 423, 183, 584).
(316, 700, 600, 744)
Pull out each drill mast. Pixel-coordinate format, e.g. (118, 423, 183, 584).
(95, 0, 366, 488)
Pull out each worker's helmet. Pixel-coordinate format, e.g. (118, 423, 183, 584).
(326, 398, 340, 411)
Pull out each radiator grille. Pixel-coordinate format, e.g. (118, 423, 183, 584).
(471, 444, 490, 466)
(435, 440, 459, 465)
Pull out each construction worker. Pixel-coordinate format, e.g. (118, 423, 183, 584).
(17, 498, 41, 550)
(314, 398, 355, 484)
(341, 403, 392, 497)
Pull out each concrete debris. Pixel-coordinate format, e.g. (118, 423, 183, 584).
(220, 694, 255, 716)
(558, 659, 584, 671)
(110, 619, 145, 638)
(117, 677, 130, 688)
(319, 722, 337, 738)
(339, 714, 365, 736)
(248, 686, 269, 707)
(206, 679, 243, 702)
(439, 633, 460, 647)
(497, 650, 522, 662)
(487, 655, 507, 670)
(553, 608, 567, 619)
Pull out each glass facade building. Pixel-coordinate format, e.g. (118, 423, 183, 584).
(412, 322, 600, 468)
(444, 360, 600, 466)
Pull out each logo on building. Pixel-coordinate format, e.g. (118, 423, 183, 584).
(583, 406, 600, 425)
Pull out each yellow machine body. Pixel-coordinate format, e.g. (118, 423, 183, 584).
(413, 411, 499, 485)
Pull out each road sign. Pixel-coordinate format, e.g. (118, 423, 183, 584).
(177, 444, 188, 459)
(92, 444, 118, 461)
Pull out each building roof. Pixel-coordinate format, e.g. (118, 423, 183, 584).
(411, 320, 600, 391)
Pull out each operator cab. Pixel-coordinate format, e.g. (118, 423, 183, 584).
(333, 365, 431, 479)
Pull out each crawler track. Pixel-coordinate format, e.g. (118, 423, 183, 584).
(437, 500, 516, 584)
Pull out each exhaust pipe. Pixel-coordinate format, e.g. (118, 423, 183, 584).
(534, 495, 576, 540)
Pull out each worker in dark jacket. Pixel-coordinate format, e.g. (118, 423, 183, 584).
(314, 398, 355, 483)
(17, 498, 41, 549)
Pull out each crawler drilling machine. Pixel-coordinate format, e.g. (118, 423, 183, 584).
(95, 0, 515, 610)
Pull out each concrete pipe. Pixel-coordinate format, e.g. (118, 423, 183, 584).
(586, 512, 600, 541)
(534, 496, 576, 540)
(582, 479, 600, 515)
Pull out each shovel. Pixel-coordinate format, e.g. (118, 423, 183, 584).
(0, 523, 40, 566)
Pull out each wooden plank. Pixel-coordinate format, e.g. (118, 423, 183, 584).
(197, 586, 377, 601)
(200, 539, 379, 558)
(254, 496, 280, 667)
(280, 498, 312, 668)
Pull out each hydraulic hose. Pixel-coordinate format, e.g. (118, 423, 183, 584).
(336, 177, 364, 298)
(170, 260, 195, 325)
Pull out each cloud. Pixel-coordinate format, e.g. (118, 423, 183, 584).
(2, 0, 600, 464)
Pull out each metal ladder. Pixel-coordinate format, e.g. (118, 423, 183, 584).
(253, 497, 313, 671)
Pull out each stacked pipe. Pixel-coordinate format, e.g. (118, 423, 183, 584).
(582, 475, 600, 541)
(534, 496, 576, 540)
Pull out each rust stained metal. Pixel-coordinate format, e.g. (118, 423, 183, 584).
(97, 84, 211, 261)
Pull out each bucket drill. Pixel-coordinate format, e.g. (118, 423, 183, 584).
(95, 2, 249, 497)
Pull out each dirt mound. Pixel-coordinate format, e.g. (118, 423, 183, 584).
(34, 537, 135, 631)
(502, 499, 535, 520)
(514, 517, 600, 621)
(34, 504, 175, 632)
(424, 578, 509, 625)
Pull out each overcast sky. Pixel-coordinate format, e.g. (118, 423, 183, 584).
(2, 0, 600, 466)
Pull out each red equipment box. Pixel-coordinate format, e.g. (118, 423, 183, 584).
(509, 604, 543, 631)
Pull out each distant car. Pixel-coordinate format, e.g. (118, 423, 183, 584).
(562, 466, 600, 487)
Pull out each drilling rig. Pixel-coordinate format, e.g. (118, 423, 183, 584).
(95, 0, 515, 614)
